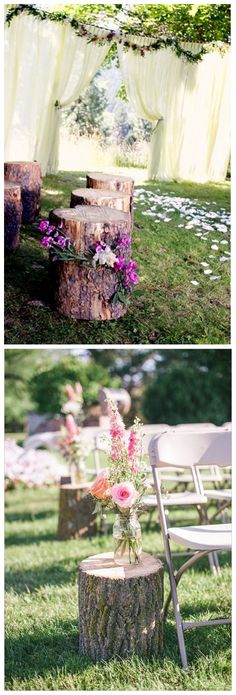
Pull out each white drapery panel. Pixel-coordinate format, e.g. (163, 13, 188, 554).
(118, 40, 230, 183)
(4, 15, 110, 174)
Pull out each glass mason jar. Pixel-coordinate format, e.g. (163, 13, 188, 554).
(74, 459, 86, 484)
(113, 511, 142, 565)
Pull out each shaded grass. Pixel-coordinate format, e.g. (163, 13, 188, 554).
(4, 171, 230, 345)
(5, 487, 231, 690)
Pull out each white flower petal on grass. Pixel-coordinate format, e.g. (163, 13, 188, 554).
(220, 240, 229, 244)
(200, 262, 209, 267)
(204, 269, 212, 275)
(210, 275, 221, 281)
(211, 244, 219, 250)
(208, 255, 215, 259)
(220, 256, 230, 263)
(190, 280, 199, 286)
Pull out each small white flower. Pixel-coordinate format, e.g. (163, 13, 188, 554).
(211, 244, 219, 250)
(191, 280, 199, 286)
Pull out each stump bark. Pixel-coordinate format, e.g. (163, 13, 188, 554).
(4, 181, 22, 250)
(49, 207, 130, 320)
(79, 552, 164, 661)
(4, 161, 41, 223)
(57, 483, 96, 540)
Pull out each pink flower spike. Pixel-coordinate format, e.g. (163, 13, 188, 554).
(65, 384, 75, 400)
(65, 414, 78, 436)
(75, 383, 83, 396)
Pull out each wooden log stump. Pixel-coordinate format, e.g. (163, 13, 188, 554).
(87, 172, 134, 222)
(4, 161, 41, 223)
(70, 187, 132, 230)
(79, 552, 164, 661)
(86, 172, 134, 196)
(57, 483, 96, 540)
(4, 181, 22, 250)
(49, 206, 130, 320)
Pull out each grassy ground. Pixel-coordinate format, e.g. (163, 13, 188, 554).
(5, 171, 230, 345)
(5, 486, 231, 691)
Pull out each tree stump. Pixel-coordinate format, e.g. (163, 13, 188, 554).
(4, 161, 41, 223)
(79, 552, 164, 661)
(49, 207, 131, 320)
(87, 172, 134, 222)
(70, 187, 132, 230)
(57, 483, 96, 540)
(4, 181, 22, 250)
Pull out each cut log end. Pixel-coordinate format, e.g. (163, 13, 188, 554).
(70, 187, 131, 216)
(87, 172, 134, 195)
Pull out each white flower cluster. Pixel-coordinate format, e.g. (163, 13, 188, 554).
(92, 245, 117, 268)
(62, 400, 82, 416)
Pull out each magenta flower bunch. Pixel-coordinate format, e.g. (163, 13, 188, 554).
(38, 220, 140, 304)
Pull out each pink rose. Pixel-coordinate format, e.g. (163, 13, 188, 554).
(90, 469, 110, 500)
(110, 482, 139, 509)
(65, 384, 75, 400)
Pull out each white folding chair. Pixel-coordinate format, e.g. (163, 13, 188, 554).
(149, 430, 232, 669)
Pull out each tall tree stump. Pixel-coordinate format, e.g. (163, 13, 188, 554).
(70, 187, 132, 230)
(79, 552, 164, 661)
(87, 172, 134, 222)
(57, 483, 96, 540)
(4, 161, 41, 223)
(49, 207, 130, 320)
(4, 181, 22, 250)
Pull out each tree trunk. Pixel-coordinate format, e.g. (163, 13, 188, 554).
(49, 207, 131, 320)
(4, 161, 41, 223)
(70, 187, 132, 230)
(79, 551, 164, 661)
(4, 181, 22, 250)
(57, 483, 96, 540)
(86, 172, 134, 223)
(86, 172, 134, 196)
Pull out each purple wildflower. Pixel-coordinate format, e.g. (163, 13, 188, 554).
(40, 237, 51, 248)
(114, 256, 125, 272)
(39, 220, 49, 232)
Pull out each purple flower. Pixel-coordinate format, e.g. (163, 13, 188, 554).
(114, 256, 125, 272)
(39, 220, 49, 232)
(117, 236, 131, 251)
(40, 237, 51, 248)
(56, 237, 66, 248)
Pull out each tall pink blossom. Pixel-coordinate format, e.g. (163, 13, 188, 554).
(65, 384, 75, 401)
(75, 382, 83, 397)
(107, 400, 126, 460)
(128, 428, 141, 472)
(65, 414, 78, 436)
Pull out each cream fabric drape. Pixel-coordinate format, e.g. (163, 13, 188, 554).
(118, 40, 230, 183)
(4, 15, 110, 173)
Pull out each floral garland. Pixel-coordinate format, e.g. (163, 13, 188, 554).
(4, 3, 215, 63)
(38, 219, 139, 305)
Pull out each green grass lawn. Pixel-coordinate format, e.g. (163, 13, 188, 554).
(5, 486, 231, 690)
(5, 171, 230, 345)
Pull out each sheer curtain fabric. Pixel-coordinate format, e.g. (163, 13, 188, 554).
(4, 15, 110, 173)
(118, 40, 230, 183)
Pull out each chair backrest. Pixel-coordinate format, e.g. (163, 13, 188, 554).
(176, 423, 218, 430)
(140, 424, 170, 455)
(149, 430, 232, 469)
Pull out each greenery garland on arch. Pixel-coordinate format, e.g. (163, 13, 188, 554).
(4, 3, 227, 63)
